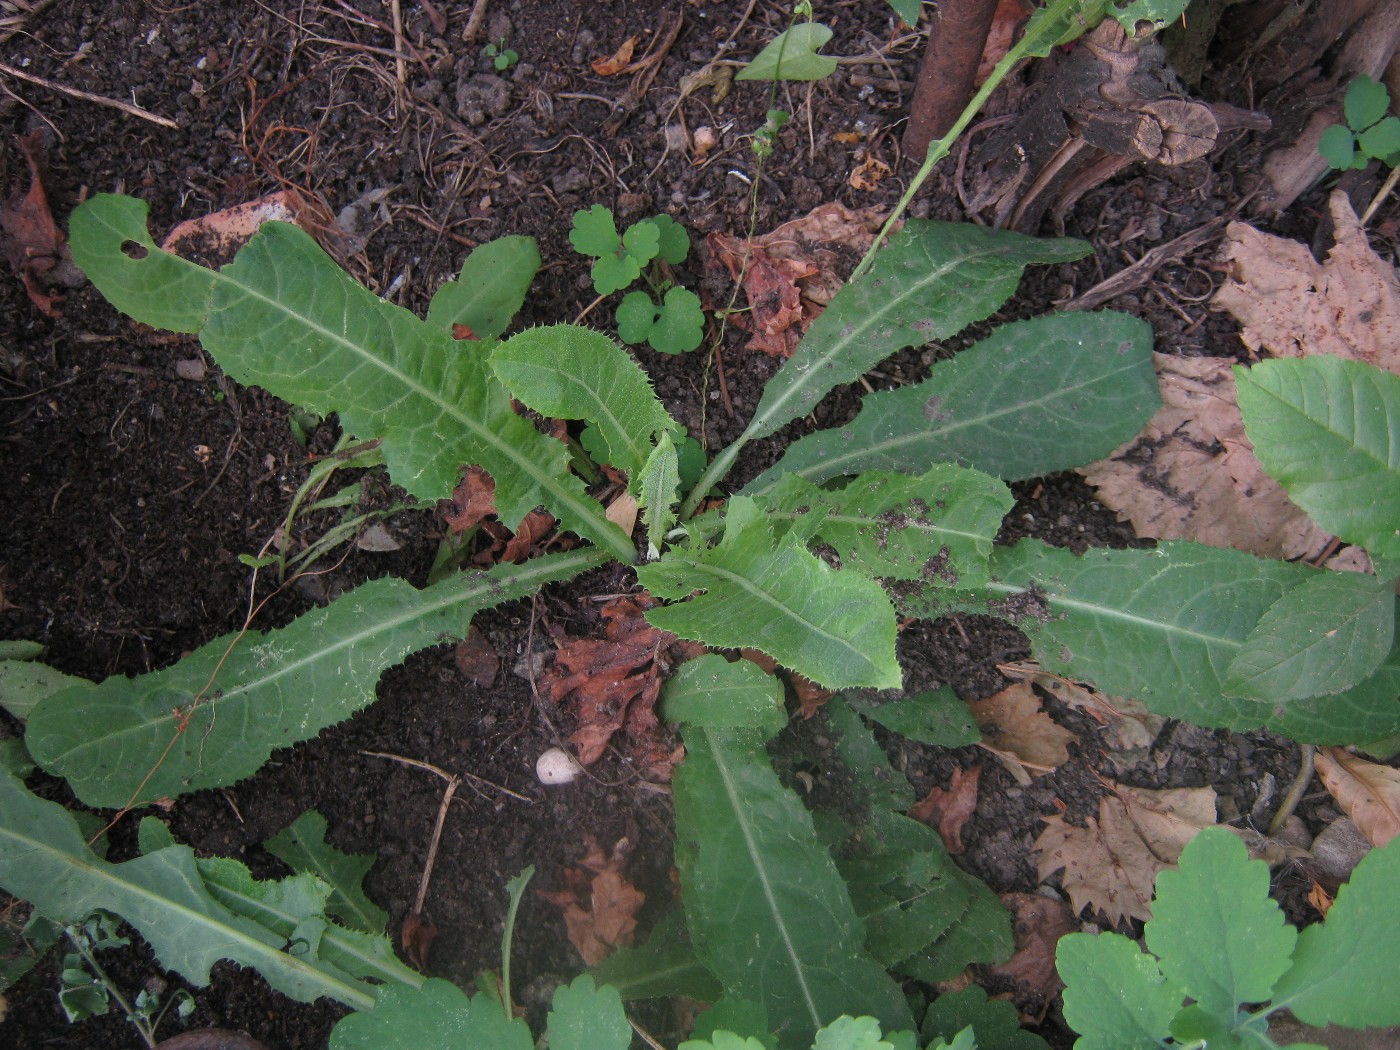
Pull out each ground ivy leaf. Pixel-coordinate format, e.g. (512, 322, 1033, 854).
(639, 497, 900, 690)
(1145, 828, 1295, 1021)
(1236, 357, 1400, 561)
(331, 979, 532, 1050)
(737, 23, 838, 81)
(1057, 931, 1181, 1050)
(674, 725, 913, 1047)
(1268, 835, 1400, 1028)
(1224, 570, 1395, 701)
(265, 811, 388, 934)
(546, 974, 631, 1050)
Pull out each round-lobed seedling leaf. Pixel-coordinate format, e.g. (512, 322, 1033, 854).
(1345, 74, 1391, 133)
(569, 204, 620, 257)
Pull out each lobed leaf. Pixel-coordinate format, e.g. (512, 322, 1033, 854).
(425, 234, 540, 340)
(26, 548, 607, 808)
(1057, 931, 1181, 1050)
(331, 979, 532, 1050)
(640, 498, 900, 690)
(545, 974, 632, 1050)
(1224, 570, 1395, 701)
(1144, 828, 1295, 1022)
(674, 724, 913, 1048)
(922, 986, 1049, 1050)
(757, 464, 1012, 587)
(1269, 835, 1400, 1028)
(1236, 357, 1400, 561)
(0, 769, 379, 1012)
(490, 324, 679, 478)
(265, 810, 388, 934)
(568, 204, 620, 258)
(748, 311, 1156, 491)
(70, 195, 632, 560)
(1345, 75, 1391, 132)
(588, 909, 724, 1002)
(647, 214, 691, 265)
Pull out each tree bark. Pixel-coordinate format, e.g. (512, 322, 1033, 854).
(902, 0, 1002, 162)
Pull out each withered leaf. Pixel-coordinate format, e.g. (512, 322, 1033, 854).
(1314, 746, 1400, 848)
(988, 891, 1075, 1016)
(538, 836, 645, 966)
(441, 466, 497, 534)
(967, 681, 1076, 777)
(591, 36, 638, 76)
(2, 130, 78, 317)
(909, 764, 982, 854)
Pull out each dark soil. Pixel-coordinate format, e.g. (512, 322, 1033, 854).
(0, 2, 1387, 1048)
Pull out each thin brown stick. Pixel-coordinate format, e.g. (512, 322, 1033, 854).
(0, 59, 179, 128)
(413, 774, 459, 915)
(389, 0, 407, 85)
(462, 0, 491, 43)
(360, 749, 533, 802)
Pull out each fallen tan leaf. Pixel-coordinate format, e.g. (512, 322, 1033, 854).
(538, 836, 645, 966)
(2, 130, 80, 317)
(1035, 784, 1218, 926)
(1078, 352, 1335, 561)
(441, 466, 497, 533)
(591, 36, 638, 76)
(975, 0, 1034, 85)
(909, 765, 982, 854)
(967, 681, 1076, 776)
(400, 910, 437, 971)
(453, 625, 499, 688)
(1213, 190, 1400, 376)
(605, 490, 639, 535)
(1004, 665, 1166, 759)
(1314, 746, 1400, 847)
(1307, 880, 1334, 917)
(988, 892, 1075, 1017)
(849, 153, 891, 191)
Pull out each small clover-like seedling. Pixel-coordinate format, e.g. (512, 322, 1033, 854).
(569, 204, 661, 295)
(482, 41, 519, 71)
(617, 286, 704, 354)
(1319, 74, 1400, 170)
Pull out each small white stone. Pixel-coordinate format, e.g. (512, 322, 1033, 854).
(536, 747, 583, 785)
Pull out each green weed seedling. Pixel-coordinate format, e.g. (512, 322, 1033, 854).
(570, 204, 704, 354)
(1319, 75, 1400, 171)
(482, 41, 518, 71)
(1058, 827, 1400, 1049)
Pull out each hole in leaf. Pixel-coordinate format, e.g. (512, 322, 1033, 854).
(120, 240, 148, 260)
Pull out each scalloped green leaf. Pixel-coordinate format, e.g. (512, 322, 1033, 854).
(647, 214, 690, 265)
(425, 235, 540, 340)
(1318, 123, 1360, 169)
(618, 286, 705, 354)
(639, 498, 900, 690)
(736, 23, 838, 82)
(331, 979, 532, 1050)
(1236, 357, 1400, 561)
(25, 548, 607, 808)
(1345, 75, 1390, 132)
(1269, 835, 1400, 1028)
(545, 974, 632, 1050)
(1057, 931, 1181, 1050)
(568, 204, 620, 257)
(70, 195, 632, 561)
(748, 310, 1156, 491)
(491, 324, 679, 478)
(661, 653, 787, 738)
(265, 810, 387, 934)
(674, 724, 913, 1048)
(1224, 570, 1395, 701)
(922, 986, 1049, 1050)
(0, 769, 379, 1012)
(1145, 828, 1295, 1021)
(758, 464, 1012, 587)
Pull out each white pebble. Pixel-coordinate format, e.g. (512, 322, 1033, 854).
(535, 747, 583, 785)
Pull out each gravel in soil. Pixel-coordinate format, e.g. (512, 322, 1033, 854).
(0, 1, 1365, 1047)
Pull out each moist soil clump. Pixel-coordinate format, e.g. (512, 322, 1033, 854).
(1, 2, 1389, 1048)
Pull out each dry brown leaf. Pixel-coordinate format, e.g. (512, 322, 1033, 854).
(704, 202, 889, 356)
(2, 130, 79, 317)
(1314, 746, 1400, 847)
(538, 836, 645, 966)
(1035, 784, 1218, 926)
(988, 892, 1075, 1017)
(605, 490, 639, 535)
(400, 910, 438, 971)
(542, 596, 703, 775)
(849, 154, 891, 191)
(1214, 191, 1400, 376)
(453, 625, 499, 688)
(1078, 353, 1335, 561)
(1004, 664, 1166, 760)
(975, 0, 1034, 85)
(967, 682, 1076, 775)
(440, 466, 497, 533)
(909, 765, 982, 854)
(1308, 880, 1334, 917)
(591, 36, 638, 76)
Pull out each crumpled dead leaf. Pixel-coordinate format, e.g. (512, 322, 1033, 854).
(967, 681, 1076, 779)
(1213, 191, 1400, 376)
(988, 892, 1075, 1018)
(1035, 784, 1218, 926)
(849, 153, 891, 191)
(1002, 664, 1166, 768)
(438, 467, 561, 565)
(591, 36, 638, 76)
(541, 595, 702, 777)
(538, 835, 645, 966)
(1314, 746, 1400, 847)
(400, 910, 438, 971)
(909, 765, 982, 854)
(975, 0, 1034, 86)
(705, 202, 889, 356)
(453, 625, 499, 687)
(1078, 353, 1336, 562)
(2, 130, 82, 317)
(441, 466, 497, 533)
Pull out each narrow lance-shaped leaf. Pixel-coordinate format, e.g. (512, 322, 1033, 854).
(491, 324, 680, 479)
(672, 723, 913, 1047)
(757, 464, 1013, 587)
(265, 810, 388, 933)
(26, 548, 608, 808)
(636, 431, 681, 560)
(640, 498, 900, 690)
(0, 769, 378, 1012)
(69, 195, 632, 561)
(746, 311, 1157, 492)
(1236, 357, 1400, 561)
(686, 222, 1091, 511)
